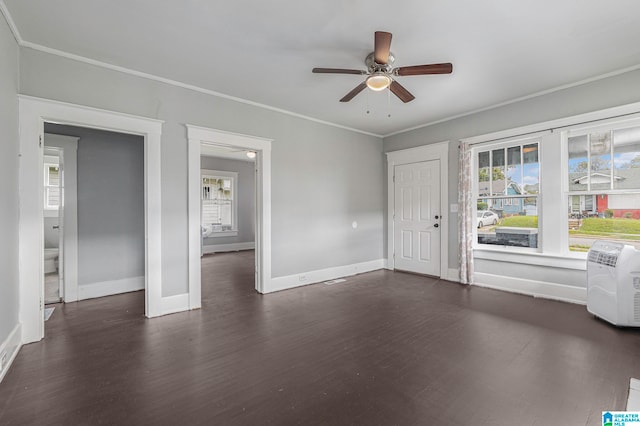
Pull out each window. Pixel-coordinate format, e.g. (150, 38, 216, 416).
(201, 170, 238, 237)
(475, 138, 540, 249)
(44, 162, 60, 210)
(566, 122, 640, 252)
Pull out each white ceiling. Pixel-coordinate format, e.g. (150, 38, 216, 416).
(4, 0, 640, 136)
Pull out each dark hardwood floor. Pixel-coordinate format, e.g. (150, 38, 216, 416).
(1, 250, 640, 425)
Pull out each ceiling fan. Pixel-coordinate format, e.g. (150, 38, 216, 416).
(312, 31, 453, 103)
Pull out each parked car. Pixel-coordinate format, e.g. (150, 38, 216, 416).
(477, 210, 499, 228)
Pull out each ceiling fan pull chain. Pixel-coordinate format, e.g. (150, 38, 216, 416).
(387, 86, 391, 118)
(366, 89, 370, 115)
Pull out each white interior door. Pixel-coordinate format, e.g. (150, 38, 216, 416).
(393, 160, 441, 276)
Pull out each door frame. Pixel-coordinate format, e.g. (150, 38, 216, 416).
(18, 95, 164, 344)
(187, 125, 272, 302)
(386, 141, 450, 279)
(43, 134, 79, 303)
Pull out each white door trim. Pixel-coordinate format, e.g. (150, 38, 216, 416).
(18, 95, 164, 344)
(386, 141, 449, 279)
(43, 133, 79, 302)
(187, 125, 272, 304)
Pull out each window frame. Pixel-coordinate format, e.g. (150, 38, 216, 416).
(472, 135, 543, 253)
(562, 116, 640, 255)
(43, 159, 60, 212)
(201, 169, 239, 238)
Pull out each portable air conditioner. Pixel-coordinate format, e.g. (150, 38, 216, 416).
(587, 241, 640, 326)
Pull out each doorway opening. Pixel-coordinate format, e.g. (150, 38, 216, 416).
(187, 125, 272, 304)
(42, 123, 145, 317)
(199, 147, 258, 297)
(18, 96, 163, 344)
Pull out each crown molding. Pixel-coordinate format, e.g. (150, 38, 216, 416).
(383, 63, 640, 138)
(4, 0, 640, 141)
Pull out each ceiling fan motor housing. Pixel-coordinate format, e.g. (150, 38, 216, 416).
(365, 52, 395, 73)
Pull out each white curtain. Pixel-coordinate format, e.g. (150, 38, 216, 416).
(458, 142, 474, 284)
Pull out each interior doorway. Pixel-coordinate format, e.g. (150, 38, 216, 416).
(187, 125, 272, 304)
(18, 96, 163, 344)
(43, 124, 145, 312)
(199, 148, 258, 295)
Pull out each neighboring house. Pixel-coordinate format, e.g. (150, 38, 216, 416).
(568, 169, 640, 217)
(478, 180, 528, 217)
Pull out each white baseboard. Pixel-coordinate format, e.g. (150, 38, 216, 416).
(267, 259, 386, 293)
(202, 242, 255, 254)
(160, 293, 190, 315)
(473, 272, 587, 305)
(0, 323, 22, 383)
(383, 258, 391, 270)
(78, 276, 145, 301)
(447, 268, 460, 282)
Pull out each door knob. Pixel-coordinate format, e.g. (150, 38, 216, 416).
(434, 223, 439, 228)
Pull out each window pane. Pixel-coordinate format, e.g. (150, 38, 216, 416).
(568, 193, 640, 252)
(590, 131, 612, 191)
(478, 151, 490, 197)
(477, 198, 538, 248)
(522, 143, 539, 194)
(507, 146, 522, 189)
(613, 126, 640, 190)
(568, 135, 589, 191)
(202, 174, 234, 230)
(46, 187, 60, 207)
(491, 148, 505, 196)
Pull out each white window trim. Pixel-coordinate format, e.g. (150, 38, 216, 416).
(201, 169, 238, 237)
(462, 100, 640, 267)
(471, 134, 544, 254)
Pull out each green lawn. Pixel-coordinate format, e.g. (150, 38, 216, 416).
(499, 216, 538, 228)
(569, 217, 640, 240)
(579, 217, 640, 234)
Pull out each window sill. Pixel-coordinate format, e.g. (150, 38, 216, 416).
(474, 248, 587, 271)
(207, 230, 238, 238)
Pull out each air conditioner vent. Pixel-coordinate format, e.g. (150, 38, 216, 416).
(588, 250, 619, 267)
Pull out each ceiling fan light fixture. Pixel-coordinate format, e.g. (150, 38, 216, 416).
(366, 72, 391, 91)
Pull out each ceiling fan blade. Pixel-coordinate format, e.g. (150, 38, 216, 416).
(340, 82, 367, 102)
(395, 63, 453, 76)
(374, 31, 392, 64)
(313, 68, 366, 75)
(390, 80, 415, 103)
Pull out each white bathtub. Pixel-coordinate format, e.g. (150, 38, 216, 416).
(44, 248, 58, 274)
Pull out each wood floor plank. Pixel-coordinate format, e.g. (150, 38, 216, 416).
(1, 250, 640, 425)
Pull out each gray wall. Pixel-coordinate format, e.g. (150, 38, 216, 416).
(44, 123, 145, 286)
(201, 156, 255, 246)
(384, 68, 640, 286)
(0, 13, 20, 345)
(21, 47, 384, 296)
